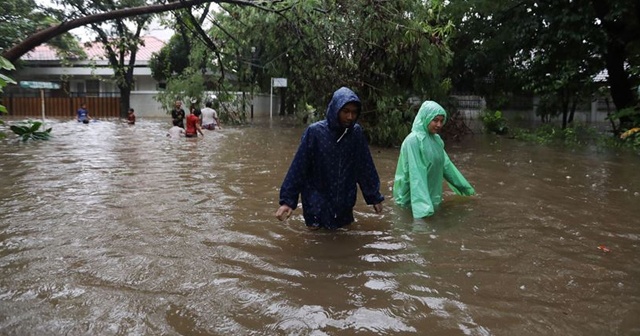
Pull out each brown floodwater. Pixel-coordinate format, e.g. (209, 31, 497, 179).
(0, 117, 639, 335)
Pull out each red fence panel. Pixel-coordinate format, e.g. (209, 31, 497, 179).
(2, 96, 121, 119)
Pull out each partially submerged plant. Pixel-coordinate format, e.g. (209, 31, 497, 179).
(10, 121, 52, 141)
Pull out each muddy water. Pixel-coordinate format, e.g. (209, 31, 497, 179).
(0, 118, 638, 335)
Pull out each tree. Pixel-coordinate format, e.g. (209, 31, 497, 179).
(149, 33, 190, 82)
(444, 0, 639, 132)
(511, 1, 604, 129)
(1, 0, 42, 52)
(1, 0, 83, 57)
(591, 0, 640, 113)
(2, 0, 278, 63)
(159, 0, 455, 145)
(43, 0, 157, 117)
(1, 0, 277, 118)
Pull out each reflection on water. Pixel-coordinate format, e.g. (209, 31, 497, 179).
(0, 118, 639, 335)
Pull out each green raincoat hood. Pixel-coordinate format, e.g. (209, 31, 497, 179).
(412, 100, 448, 136)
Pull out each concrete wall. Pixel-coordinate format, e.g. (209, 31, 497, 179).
(129, 92, 281, 118)
(130, 92, 165, 118)
(453, 95, 614, 127)
(136, 77, 159, 91)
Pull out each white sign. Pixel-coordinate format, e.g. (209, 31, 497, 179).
(270, 78, 288, 119)
(272, 78, 287, 87)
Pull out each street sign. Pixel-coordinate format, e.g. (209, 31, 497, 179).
(272, 78, 287, 87)
(19, 81, 60, 123)
(270, 78, 288, 119)
(19, 81, 60, 90)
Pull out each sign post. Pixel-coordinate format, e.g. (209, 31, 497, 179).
(19, 81, 61, 123)
(270, 78, 288, 119)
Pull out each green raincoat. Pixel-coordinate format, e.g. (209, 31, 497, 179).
(393, 101, 475, 218)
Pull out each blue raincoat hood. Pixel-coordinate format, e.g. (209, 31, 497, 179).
(325, 87, 362, 131)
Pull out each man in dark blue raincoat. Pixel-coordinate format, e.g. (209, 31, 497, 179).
(275, 87, 384, 229)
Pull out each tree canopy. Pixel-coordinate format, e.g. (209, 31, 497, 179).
(0, 0, 83, 57)
(153, 0, 455, 145)
(444, 0, 639, 131)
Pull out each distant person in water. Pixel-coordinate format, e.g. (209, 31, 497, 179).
(275, 86, 384, 230)
(76, 103, 91, 124)
(167, 119, 184, 138)
(127, 108, 136, 125)
(200, 101, 221, 130)
(171, 100, 185, 129)
(185, 108, 204, 138)
(393, 100, 475, 218)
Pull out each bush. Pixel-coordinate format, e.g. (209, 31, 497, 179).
(480, 110, 509, 135)
(512, 123, 639, 154)
(620, 127, 640, 150)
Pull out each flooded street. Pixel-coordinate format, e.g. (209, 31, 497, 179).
(0, 117, 639, 335)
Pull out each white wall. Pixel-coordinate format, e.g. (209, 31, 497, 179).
(128, 92, 282, 118)
(130, 92, 165, 118)
(135, 77, 158, 91)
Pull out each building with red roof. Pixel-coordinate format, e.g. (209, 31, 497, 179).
(7, 36, 167, 117)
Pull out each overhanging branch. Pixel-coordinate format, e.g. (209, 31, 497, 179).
(2, 0, 259, 63)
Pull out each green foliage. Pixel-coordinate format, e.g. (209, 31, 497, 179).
(620, 127, 640, 150)
(156, 68, 205, 111)
(0, 0, 84, 56)
(443, 0, 638, 133)
(0, 56, 17, 139)
(606, 106, 640, 132)
(214, 88, 248, 125)
(0, 0, 41, 51)
(512, 124, 611, 148)
(365, 96, 416, 147)
(155, 70, 246, 124)
(480, 110, 509, 135)
(9, 120, 52, 141)
(535, 95, 561, 123)
(149, 35, 190, 82)
(159, 0, 456, 144)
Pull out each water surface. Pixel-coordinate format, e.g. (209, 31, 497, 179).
(0, 118, 639, 335)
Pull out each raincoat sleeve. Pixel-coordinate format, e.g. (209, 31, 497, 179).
(443, 151, 475, 196)
(356, 134, 384, 205)
(279, 128, 312, 209)
(404, 138, 435, 218)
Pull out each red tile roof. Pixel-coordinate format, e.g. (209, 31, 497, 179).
(21, 35, 165, 62)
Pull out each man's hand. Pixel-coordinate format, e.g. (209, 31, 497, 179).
(275, 204, 293, 221)
(372, 203, 383, 214)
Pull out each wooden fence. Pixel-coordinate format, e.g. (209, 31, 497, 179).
(1, 96, 121, 119)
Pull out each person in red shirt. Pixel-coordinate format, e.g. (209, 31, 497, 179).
(185, 109, 204, 138)
(127, 108, 136, 125)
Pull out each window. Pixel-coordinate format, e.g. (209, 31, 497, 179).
(76, 82, 85, 97)
(86, 80, 100, 97)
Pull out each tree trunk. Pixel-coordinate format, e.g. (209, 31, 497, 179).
(568, 99, 577, 125)
(590, 0, 637, 112)
(604, 40, 635, 111)
(286, 92, 295, 115)
(561, 98, 569, 129)
(119, 86, 131, 119)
